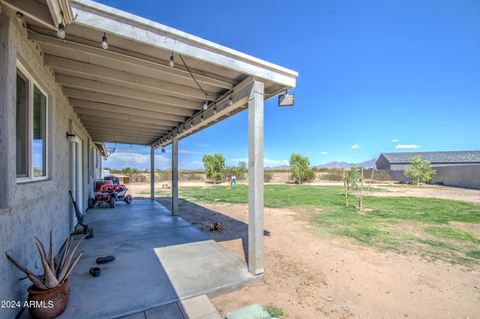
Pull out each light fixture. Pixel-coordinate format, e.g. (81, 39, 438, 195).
(228, 95, 233, 106)
(169, 53, 175, 67)
(57, 22, 66, 39)
(203, 98, 208, 111)
(101, 32, 108, 50)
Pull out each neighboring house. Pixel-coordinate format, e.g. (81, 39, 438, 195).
(0, 0, 297, 317)
(376, 151, 480, 189)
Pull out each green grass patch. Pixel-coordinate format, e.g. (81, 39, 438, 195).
(425, 226, 480, 244)
(264, 305, 285, 317)
(166, 184, 480, 265)
(178, 185, 480, 223)
(467, 250, 480, 259)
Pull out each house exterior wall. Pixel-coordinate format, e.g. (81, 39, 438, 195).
(0, 6, 96, 318)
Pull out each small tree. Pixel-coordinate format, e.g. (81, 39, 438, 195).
(235, 161, 248, 181)
(289, 153, 315, 184)
(343, 167, 361, 207)
(203, 154, 225, 183)
(404, 156, 436, 185)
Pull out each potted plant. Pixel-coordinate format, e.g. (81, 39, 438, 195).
(5, 230, 85, 319)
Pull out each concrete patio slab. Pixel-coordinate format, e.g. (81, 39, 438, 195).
(54, 200, 256, 319)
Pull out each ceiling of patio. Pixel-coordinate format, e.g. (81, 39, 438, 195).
(21, 0, 298, 146)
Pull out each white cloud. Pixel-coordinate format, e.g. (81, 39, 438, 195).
(320, 151, 328, 155)
(351, 144, 361, 149)
(395, 144, 421, 149)
(392, 138, 400, 143)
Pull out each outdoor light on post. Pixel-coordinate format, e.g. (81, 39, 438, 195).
(101, 32, 108, 50)
(169, 53, 175, 67)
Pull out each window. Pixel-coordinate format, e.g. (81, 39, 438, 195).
(16, 72, 29, 177)
(16, 64, 48, 181)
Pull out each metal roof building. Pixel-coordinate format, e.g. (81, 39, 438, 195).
(377, 151, 480, 168)
(376, 151, 480, 189)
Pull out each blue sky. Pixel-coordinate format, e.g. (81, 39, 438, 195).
(99, 0, 480, 170)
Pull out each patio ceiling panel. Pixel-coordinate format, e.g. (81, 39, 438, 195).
(23, 0, 297, 146)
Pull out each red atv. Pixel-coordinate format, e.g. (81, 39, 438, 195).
(89, 176, 133, 208)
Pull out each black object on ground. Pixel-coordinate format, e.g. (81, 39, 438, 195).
(89, 267, 101, 277)
(96, 256, 115, 264)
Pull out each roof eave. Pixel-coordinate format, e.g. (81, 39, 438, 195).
(70, 0, 297, 88)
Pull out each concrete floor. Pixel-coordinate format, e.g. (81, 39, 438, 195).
(56, 200, 256, 319)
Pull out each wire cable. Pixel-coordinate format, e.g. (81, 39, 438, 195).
(178, 54, 208, 100)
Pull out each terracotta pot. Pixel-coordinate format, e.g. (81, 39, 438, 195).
(27, 281, 70, 319)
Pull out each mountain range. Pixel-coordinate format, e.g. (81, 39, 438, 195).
(268, 159, 376, 170)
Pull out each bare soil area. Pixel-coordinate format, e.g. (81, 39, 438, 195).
(156, 197, 480, 319)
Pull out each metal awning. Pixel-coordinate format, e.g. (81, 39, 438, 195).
(9, 0, 297, 147)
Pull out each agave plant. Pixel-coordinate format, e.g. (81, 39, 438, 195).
(5, 230, 85, 290)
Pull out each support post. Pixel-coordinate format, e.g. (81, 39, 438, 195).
(248, 79, 264, 275)
(172, 137, 179, 215)
(150, 147, 155, 200)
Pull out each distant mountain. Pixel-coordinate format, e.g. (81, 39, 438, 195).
(315, 159, 376, 169)
(269, 159, 377, 170)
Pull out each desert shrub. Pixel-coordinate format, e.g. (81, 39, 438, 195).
(323, 168, 344, 181)
(180, 171, 204, 182)
(203, 154, 225, 183)
(289, 153, 315, 184)
(127, 173, 147, 183)
(155, 170, 171, 182)
(363, 169, 391, 181)
(224, 161, 248, 181)
(405, 156, 436, 185)
(264, 170, 273, 183)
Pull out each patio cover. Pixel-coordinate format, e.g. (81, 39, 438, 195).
(3, 0, 298, 276)
(8, 0, 298, 146)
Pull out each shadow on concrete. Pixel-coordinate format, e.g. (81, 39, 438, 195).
(155, 197, 270, 264)
(54, 199, 255, 319)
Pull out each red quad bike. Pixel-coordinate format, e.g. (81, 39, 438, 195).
(89, 176, 133, 209)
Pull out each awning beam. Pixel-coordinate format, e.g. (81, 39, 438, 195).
(28, 30, 236, 91)
(152, 76, 255, 148)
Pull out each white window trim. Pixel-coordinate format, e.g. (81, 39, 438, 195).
(16, 61, 49, 183)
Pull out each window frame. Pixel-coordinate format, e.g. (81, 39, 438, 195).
(16, 61, 49, 183)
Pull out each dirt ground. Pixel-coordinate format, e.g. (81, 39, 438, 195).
(156, 196, 480, 319)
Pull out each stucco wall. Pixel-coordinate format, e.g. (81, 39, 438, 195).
(0, 7, 95, 318)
